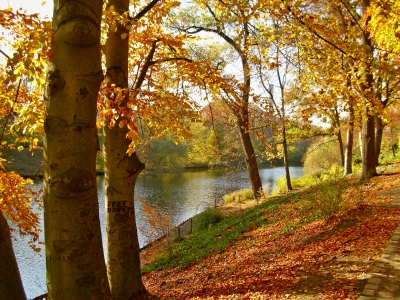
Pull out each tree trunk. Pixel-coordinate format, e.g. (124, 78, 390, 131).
(337, 130, 345, 167)
(282, 127, 292, 191)
(44, 1, 110, 299)
(344, 105, 354, 175)
(104, 0, 146, 298)
(332, 107, 344, 167)
(361, 111, 377, 180)
(238, 118, 263, 198)
(375, 113, 384, 166)
(360, 72, 377, 180)
(0, 211, 26, 300)
(360, 0, 377, 181)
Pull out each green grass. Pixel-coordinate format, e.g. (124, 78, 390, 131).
(273, 176, 315, 195)
(222, 189, 253, 203)
(141, 194, 297, 273)
(141, 167, 371, 274)
(192, 208, 224, 233)
(141, 194, 291, 273)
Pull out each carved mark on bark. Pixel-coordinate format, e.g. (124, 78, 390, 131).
(55, 1, 100, 47)
(45, 116, 96, 138)
(80, 87, 89, 98)
(76, 262, 92, 271)
(46, 253, 70, 261)
(106, 66, 127, 87)
(118, 229, 134, 241)
(106, 186, 121, 197)
(107, 200, 131, 222)
(124, 160, 145, 178)
(75, 272, 96, 288)
(50, 167, 95, 198)
(114, 212, 129, 222)
(53, 240, 74, 252)
(69, 242, 90, 258)
(47, 70, 65, 95)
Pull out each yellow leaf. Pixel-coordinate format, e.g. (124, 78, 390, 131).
(119, 119, 127, 128)
(17, 146, 24, 152)
(121, 33, 129, 40)
(126, 147, 135, 156)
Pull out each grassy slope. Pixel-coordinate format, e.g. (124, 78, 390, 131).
(141, 162, 400, 299)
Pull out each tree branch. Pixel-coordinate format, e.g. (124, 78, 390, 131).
(132, 0, 160, 21)
(280, 0, 358, 61)
(0, 79, 21, 148)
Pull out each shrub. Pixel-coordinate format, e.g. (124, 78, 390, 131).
(223, 189, 253, 203)
(193, 208, 224, 232)
(299, 180, 346, 219)
(272, 176, 315, 195)
(303, 137, 342, 176)
(139, 198, 175, 258)
(316, 181, 345, 217)
(311, 163, 344, 183)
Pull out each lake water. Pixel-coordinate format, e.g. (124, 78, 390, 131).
(12, 165, 303, 299)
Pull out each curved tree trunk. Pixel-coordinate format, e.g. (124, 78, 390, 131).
(238, 117, 263, 198)
(44, 1, 110, 298)
(103, 130, 144, 300)
(104, 0, 146, 298)
(0, 211, 26, 300)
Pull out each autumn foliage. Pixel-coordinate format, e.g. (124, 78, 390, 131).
(142, 163, 400, 299)
(0, 169, 41, 251)
(0, 8, 50, 251)
(139, 198, 175, 257)
(0, 0, 400, 298)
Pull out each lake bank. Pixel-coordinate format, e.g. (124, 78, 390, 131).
(14, 165, 303, 299)
(141, 161, 400, 299)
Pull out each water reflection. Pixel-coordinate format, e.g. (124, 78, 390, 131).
(13, 166, 303, 299)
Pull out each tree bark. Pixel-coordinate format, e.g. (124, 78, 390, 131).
(282, 128, 293, 192)
(361, 110, 377, 180)
(238, 20, 263, 198)
(344, 104, 354, 175)
(360, 0, 377, 181)
(337, 130, 345, 167)
(375, 113, 384, 165)
(359, 73, 377, 181)
(104, 0, 146, 298)
(277, 64, 292, 192)
(332, 107, 344, 167)
(0, 211, 26, 300)
(238, 117, 263, 198)
(44, 1, 110, 298)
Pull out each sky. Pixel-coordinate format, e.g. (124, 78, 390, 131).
(0, 0, 53, 17)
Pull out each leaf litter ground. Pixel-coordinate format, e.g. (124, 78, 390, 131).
(141, 163, 400, 299)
